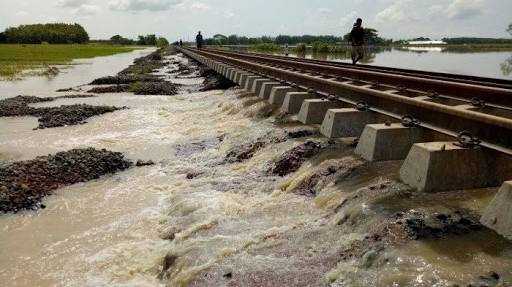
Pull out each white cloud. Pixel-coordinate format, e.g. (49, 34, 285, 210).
(375, 0, 414, 23)
(15, 10, 29, 17)
(223, 10, 235, 19)
(317, 8, 332, 15)
(56, 0, 90, 8)
(74, 4, 100, 16)
(446, 0, 484, 20)
(108, 0, 182, 11)
(190, 2, 209, 11)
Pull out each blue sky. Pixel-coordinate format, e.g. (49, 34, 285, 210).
(0, 0, 511, 41)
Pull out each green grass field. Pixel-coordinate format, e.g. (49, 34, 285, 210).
(0, 44, 143, 79)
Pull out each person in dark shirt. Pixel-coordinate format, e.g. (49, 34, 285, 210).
(349, 18, 365, 65)
(179, 39, 183, 46)
(196, 31, 204, 49)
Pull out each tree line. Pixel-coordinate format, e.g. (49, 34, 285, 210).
(442, 37, 512, 45)
(0, 23, 169, 47)
(0, 23, 89, 44)
(204, 23, 512, 47)
(204, 30, 392, 47)
(108, 34, 168, 46)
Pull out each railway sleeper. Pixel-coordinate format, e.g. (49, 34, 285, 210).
(268, 86, 298, 106)
(298, 99, 345, 125)
(181, 47, 512, 243)
(258, 82, 281, 100)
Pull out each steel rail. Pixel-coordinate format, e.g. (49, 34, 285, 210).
(205, 47, 512, 90)
(179, 47, 512, 156)
(189, 47, 512, 107)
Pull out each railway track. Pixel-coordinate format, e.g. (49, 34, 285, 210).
(176, 46, 512, 239)
(208, 47, 512, 90)
(180, 46, 512, 155)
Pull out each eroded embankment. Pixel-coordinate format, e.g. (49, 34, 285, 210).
(82, 47, 233, 96)
(1, 48, 510, 287)
(149, 53, 512, 286)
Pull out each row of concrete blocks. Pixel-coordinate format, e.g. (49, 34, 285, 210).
(189, 52, 512, 241)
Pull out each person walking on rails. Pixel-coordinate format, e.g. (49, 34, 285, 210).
(196, 31, 204, 49)
(349, 18, 365, 65)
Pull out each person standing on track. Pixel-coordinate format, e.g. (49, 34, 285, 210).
(349, 18, 365, 65)
(196, 31, 204, 49)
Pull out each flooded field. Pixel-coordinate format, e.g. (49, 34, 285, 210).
(1, 47, 512, 287)
(258, 46, 512, 80)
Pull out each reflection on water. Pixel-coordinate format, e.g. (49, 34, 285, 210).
(245, 46, 512, 80)
(501, 56, 512, 76)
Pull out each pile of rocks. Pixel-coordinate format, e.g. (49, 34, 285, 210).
(0, 95, 124, 129)
(130, 82, 179, 95)
(89, 74, 162, 85)
(269, 141, 324, 176)
(119, 49, 166, 75)
(36, 104, 124, 128)
(396, 209, 483, 239)
(88, 48, 180, 96)
(0, 148, 133, 213)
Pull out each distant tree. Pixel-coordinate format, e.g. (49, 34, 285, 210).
(442, 37, 512, 45)
(343, 28, 390, 45)
(411, 37, 431, 41)
(145, 34, 157, 46)
(136, 34, 157, 45)
(156, 37, 169, 47)
(137, 35, 146, 45)
(3, 23, 89, 44)
(110, 35, 134, 45)
(0, 32, 6, 43)
(508, 23, 512, 36)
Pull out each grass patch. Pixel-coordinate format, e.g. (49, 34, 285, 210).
(0, 44, 143, 79)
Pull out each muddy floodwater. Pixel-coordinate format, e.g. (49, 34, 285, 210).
(260, 46, 512, 80)
(1, 48, 512, 287)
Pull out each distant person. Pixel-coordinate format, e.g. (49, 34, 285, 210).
(284, 44, 289, 56)
(179, 39, 183, 46)
(349, 18, 365, 65)
(196, 31, 204, 49)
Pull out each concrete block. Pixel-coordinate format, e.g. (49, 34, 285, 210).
(252, 78, 271, 94)
(258, 82, 281, 99)
(227, 69, 236, 80)
(298, 99, 343, 124)
(355, 123, 424, 161)
(481, 181, 512, 240)
(269, 86, 297, 105)
(230, 70, 240, 81)
(231, 70, 242, 82)
(222, 66, 232, 78)
(238, 73, 252, 87)
(400, 142, 512, 192)
(244, 76, 264, 91)
(234, 71, 245, 84)
(320, 108, 378, 138)
(281, 92, 318, 114)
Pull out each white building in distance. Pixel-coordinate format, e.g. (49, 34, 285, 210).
(407, 40, 447, 45)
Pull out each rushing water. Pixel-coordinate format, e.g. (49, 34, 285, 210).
(1, 50, 512, 286)
(260, 46, 512, 80)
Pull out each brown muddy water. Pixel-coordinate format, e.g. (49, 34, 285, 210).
(1, 49, 512, 286)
